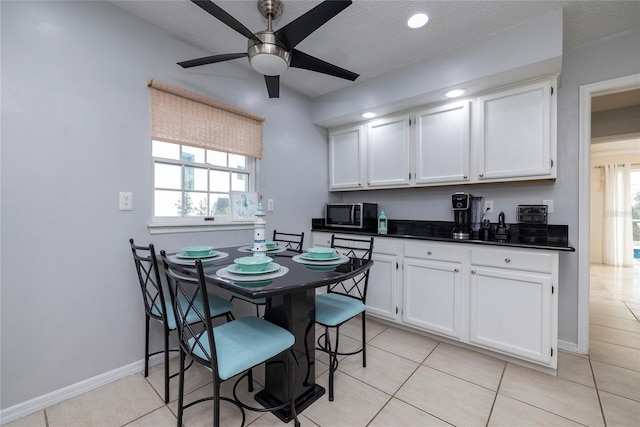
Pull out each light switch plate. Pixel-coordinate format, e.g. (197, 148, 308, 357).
(267, 199, 274, 212)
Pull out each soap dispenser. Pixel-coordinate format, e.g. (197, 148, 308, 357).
(378, 210, 388, 234)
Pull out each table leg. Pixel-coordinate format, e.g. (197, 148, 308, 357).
(255, 289, 325, 421)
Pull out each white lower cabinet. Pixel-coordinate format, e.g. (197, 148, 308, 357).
(312, 232, 559, 369)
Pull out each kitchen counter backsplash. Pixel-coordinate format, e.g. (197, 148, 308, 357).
(311, 218, 573, 251)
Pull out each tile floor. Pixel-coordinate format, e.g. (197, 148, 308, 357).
(6, 263, 640, 427)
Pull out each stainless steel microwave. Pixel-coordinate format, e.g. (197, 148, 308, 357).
(325, 203, 378, 230)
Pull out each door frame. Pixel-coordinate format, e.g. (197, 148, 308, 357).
(578, 73, 640, 354)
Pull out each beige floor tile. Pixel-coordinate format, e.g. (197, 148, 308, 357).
(591, 360, 640, 402)
(599, 391, 640, 427)
(339, 316, 388, 343)
(337, 344, 419, 395)
(46, 374, 164, 427)
(302, 370, 390, 426)
(124, 406, 177, 427)
(3, 411, 46, 427)
(488, 394, 584, 426)
(499, 364, 603, 426)
(590, 313, 640, 333)
(590, 300, 637, 319)
(423, 343, 505, 390)
(369, 397, 451, 427)
(368, 327, 439, 363)
(590, 339, 640, 371)
(557, 351, 595, 387)
(591, 324, 640, 349)
(145, 356, 217, 403)
(395, 365, 495, 427)
(248, 413, 315, 426)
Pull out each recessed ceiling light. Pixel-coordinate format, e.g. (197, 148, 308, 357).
(361, 112, 376, 119)
(445, 88, 467, 98)
(407, 13, 429, 29)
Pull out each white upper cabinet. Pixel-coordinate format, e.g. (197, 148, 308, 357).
(476, 78, 556, 181)
(414, 101, 470, 184)
(366, 115, 411, 188)
(329, 125, 364, 190)
(327, 76, 557, 191)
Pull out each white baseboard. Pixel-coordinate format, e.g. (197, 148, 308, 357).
(0, 355, 165, 425)
(558, 339, 581, 354)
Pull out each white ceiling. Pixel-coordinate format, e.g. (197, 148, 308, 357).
(112, 0, 640, 99)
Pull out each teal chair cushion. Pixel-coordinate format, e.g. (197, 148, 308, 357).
(314, 293, 366, 327)
(153, 293, 233, 330)
(189, 316, 294, 380)
(230, 292, 266, 305)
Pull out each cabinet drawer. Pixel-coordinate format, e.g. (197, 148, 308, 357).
(373, 238, 398, 255)
(404, 242, 464, 263)
(471, 248, 552, 273)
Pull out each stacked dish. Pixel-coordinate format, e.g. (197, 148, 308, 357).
(176, 246, 219, 259)
(227, 256, 280, 275)
(293, 247, 349, 266)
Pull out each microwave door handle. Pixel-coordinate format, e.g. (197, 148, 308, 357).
(351, 205, 356, 225)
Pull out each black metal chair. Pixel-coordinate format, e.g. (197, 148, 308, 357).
(272, 230, 305, 252)
(305, 235, 374, 401)
(160, 251, 301, 427)
(229, 230, 305, 317)
(129, 239, 234, 403)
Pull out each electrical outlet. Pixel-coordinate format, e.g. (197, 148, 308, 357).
(484, 200, 494, 213)
(119, 192, 133, 211)
(543, 199, 554, 213)
(267, 199, 274, 212)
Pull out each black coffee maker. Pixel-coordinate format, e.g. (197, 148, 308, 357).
(452, 192, 472, 239)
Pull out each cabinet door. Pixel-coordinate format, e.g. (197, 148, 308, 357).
(329, 125, 364, 190)
(477, 79, 555, 180)
(367, 253, 398, 321)
(367, 115, 410, 188)
(403, 258, 462, 340)
(415, 101, 470, 184)
(469, 266, 554, 366)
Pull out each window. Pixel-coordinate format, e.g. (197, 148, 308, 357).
(631, 168, 640, 257)
(153, 141, 254, 220)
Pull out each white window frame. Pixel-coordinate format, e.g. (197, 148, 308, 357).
(147, 141, 259, 235)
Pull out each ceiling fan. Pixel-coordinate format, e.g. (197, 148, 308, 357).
(178, 0, 359, 98)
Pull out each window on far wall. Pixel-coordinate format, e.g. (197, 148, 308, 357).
(152, 140, 255, 220)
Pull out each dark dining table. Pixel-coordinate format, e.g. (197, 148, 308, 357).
(195, 246, 373, 422)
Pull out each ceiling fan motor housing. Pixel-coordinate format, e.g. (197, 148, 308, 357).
(257, 0, 283, 20)
(248, 31, 291, 75)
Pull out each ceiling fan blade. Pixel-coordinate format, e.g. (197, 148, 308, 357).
(191, 0, 260, 43)
(264, 75, 280, 98)
(274, 0, 352, 50)
(290, 49, 358, 81)
(178, 53, 248, 68)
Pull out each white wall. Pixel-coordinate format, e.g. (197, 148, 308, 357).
(0, 0, 328, 410)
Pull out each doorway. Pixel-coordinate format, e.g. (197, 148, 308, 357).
(578, 73, 640, 353)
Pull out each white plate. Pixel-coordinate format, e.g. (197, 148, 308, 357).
(175, 250, 220, 259)
(300, 252, 340, 261)
(292, 254, 350, 266)
(227, 262, 281, 275)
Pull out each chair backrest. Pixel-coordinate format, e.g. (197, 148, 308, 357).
(328, 235, 375, 303)
(273, 230, 305, 253)
(130, 239, 168, 322)
(160, 251, 219, 374)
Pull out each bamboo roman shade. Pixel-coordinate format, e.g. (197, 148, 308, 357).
(148, 79, 265, 159)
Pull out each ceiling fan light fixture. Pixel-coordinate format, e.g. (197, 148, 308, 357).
(407, 13, 429, 29)
(248, 31, 291, 76)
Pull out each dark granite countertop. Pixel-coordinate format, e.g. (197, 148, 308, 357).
(312, 219, 575, 252)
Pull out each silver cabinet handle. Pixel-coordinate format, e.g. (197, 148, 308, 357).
(479, 173, 484, 178)
(454, 268, 459, 273)
(505, 258, 511, 263)
(463, 175, 468, 179)
(471, 270, 476, 274)
(427, 251, 432, 255)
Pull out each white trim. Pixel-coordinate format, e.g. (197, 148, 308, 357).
(558, 338, 579, 353)
(147, 221, 253, 235)
(578, 73, 640, 355)
(0, 356, 160, 425)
